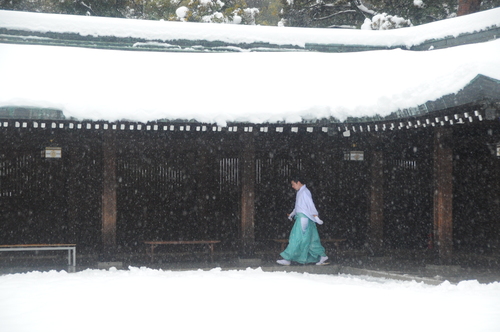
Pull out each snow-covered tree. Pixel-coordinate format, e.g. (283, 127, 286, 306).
(0, 0, 129, 17)
(1, 0, 498, 27)
(279, 0, 499, 28)
(173, 0, 259, 24)
(176, 0, 225, 22)
(361, 12, 412, 30)
(279, 0, 369, 28)
(253, 0, 282, 25)
(366, 0, 458, 26)
(238, 7, 260, 24)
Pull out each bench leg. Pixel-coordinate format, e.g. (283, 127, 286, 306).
(333, 243, 341, 261)
(150, 245, 155, 263)
(67, 248, 76, 267)
(208, 244, 214, 263)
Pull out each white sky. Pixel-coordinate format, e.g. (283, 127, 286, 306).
(0, 9, 499, 125)
(1, 267, 499, 332)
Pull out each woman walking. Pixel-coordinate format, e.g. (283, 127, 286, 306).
(277, 177, 329, 266)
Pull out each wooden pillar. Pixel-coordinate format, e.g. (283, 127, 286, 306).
(433, 128, 453, 263)
(195, 148, 211, 238)
(369, 149, 384, 255)
(493, 148, 500, 250)
(65, 144, 81, 245)
(240, 133, 256, 257)
(102, 131, 117, 258)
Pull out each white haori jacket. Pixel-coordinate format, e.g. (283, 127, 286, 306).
(289, 185, 322, 224)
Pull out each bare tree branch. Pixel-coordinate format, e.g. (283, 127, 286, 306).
(80, 1, 97, 16)
(313, 9, 358, 21)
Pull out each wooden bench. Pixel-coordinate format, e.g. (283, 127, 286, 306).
(274, 238, 346, 256)
(0, 244, 76, 266)
(144, 241, 221, 263)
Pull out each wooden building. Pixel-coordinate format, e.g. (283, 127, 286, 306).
(1, 76, 499, 263)
(1, 10, 499, 264)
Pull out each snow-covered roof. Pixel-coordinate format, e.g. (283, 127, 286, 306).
(1, 9, 499, 50)
(0, 9, 499, 125)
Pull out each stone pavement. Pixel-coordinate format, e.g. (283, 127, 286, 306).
(1, 251, 500, 285)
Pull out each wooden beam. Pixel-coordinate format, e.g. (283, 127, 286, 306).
(369, 150, 384, 255)
(102, 131, 117, 254)
(240, 133, 255, 257)
(433, 128, 454, 262)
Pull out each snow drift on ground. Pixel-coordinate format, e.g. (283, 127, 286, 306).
(0, 267, 499, 332)
(0, 9, 499, 125)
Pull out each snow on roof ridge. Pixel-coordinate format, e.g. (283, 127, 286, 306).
(0, 8, 499, 49)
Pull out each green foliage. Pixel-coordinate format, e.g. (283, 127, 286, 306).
(123, 0, 182, 20)
(482, 0, 500, 9)
(254, 0, 283, 25)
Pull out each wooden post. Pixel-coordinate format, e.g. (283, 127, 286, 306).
(433, 128, 453, 263)
(102, 131, 117, 258)
(493, 150, 500, 250)
(369, 149, 384, 255)
(240, 133, 256, 257)
(65, 144, 80, 246)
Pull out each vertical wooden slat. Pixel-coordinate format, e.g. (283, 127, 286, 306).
(102, 131, 117, 256)
(240, 133, 255, 257)
(369, 149, 384, 255)
(433, 127, 453, 262)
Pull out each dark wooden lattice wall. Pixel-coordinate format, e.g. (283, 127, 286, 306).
(0, 120, 499, 255)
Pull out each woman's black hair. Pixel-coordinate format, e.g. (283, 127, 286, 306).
(290, 175, 306, 184)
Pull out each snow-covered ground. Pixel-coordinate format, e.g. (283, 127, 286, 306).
(1, 9, 500, 125)
(0, 267, 499, 332)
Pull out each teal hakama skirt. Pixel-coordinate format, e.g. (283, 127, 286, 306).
(280, 213, 326, 264)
